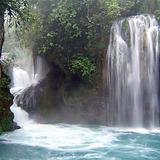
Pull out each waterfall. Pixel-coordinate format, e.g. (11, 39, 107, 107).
(106, 15, 160, 128)
(10, 54, 49, 128)
(10, 68, 35, 127)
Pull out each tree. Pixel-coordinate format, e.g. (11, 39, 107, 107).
(0, 0, 28, 76)
(0, 0, 28, 132)
(0, 0, 28, 56)
(0, 3, 5, 57)
(20, 0, 122, 82)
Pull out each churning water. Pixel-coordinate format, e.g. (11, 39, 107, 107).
(0, 124, 160, 160)
(106, 15, 160, 127)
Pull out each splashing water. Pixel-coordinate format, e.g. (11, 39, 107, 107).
(1, 124, 160, 160)
(10, 67, 36, 127)
(11, 68, 31, 89)
(10, 54, 49, 127)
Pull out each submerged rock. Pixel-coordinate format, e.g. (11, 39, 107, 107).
(13, 122, 21, 130)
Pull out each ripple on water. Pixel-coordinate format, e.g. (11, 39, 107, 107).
(0, 124, 160, 160)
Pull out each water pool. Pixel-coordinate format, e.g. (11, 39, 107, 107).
(0, 124, 160, 160)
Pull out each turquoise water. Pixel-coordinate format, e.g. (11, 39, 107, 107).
(0, 124, 160, 160)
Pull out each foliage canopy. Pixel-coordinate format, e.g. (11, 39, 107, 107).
(4, 0, 160, 82)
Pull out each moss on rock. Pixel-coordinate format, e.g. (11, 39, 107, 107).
(0, 70, 14, 132)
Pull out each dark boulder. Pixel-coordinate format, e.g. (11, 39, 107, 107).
(16, 64, 106, 125)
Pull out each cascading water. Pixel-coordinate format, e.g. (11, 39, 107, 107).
(10, 55, 49, 127)
(10, 67, 35, 127)
(2, 25, 49, 127)
(106, 15, 160, 128)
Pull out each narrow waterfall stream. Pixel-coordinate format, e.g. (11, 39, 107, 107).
(10, 55, 49, 127)
(10, 67, 35, 127)
(107, 15, 160, 127)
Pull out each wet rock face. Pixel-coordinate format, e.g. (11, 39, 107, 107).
(0, 13, 15, 131)
(0, 71, 14, 132)
(16, 64, 106, 125)
(0, 12, 4, 57)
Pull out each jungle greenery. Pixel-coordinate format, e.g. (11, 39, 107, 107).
(18, 0, 160, 83)
(0, 72, 13, 132)
(0, 0, 28, 23)
(1, 0, 160, 83)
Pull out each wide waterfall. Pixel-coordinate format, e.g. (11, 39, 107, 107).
(106, 15, 160, 128)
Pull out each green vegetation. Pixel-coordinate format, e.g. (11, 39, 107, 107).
(19, 0, 160, 83)
(0, 73, 13, 132)
(20, 0, 128, 83)
(0, 0, 28, 132)
(0, 0, 29, 25)
(156, 10, 160, 23)
(70, 56, 96, 82)
(0, 75, 11, 88)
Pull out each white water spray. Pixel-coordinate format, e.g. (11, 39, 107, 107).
(10, 67, 35, 127)
(10, 54, 49, 127)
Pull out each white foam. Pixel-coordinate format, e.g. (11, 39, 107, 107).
(1, 124, 116, 150)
